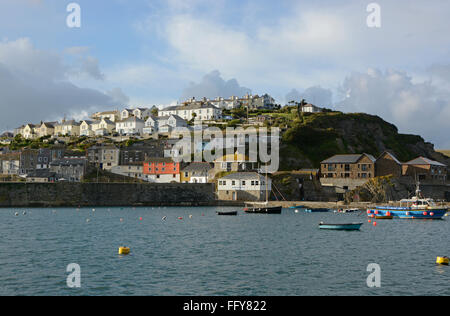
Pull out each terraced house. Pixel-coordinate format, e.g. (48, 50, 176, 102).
(159, 100, 222, 121)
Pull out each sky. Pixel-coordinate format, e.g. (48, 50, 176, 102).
(0, 0, 449, 148)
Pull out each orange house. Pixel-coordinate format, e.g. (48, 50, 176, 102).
(143, 158, 180, 183)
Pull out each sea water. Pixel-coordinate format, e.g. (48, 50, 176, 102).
(0, 207, 448, 296)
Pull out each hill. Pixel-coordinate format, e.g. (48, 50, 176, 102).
(276, 111, 449, 170)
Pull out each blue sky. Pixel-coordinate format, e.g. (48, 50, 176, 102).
(0, 0, 449, 147)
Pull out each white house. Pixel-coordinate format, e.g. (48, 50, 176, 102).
(132, 108, 152, 120)
(143, 114, 188, 134)
(159, 101, 222, 121)
(301, 103, 323, 113)
(80, 120, 94, 137)
(116, 117, 145, 136)
(217, 172, 271, 201)
(91, 110, 120, 122)
(121, 109, 134, 120)
(92, 118, 115, 136)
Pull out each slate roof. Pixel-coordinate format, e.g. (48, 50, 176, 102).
(404, 157, 446, 167)
(321, 153, 376, 164)
(182, 162, 212, 174)
(219, 172, 266, 181)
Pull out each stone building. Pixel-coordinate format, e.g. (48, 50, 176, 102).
(402, 157, 447, 181)
(19, 148, 52, 174)
(25, 169, 57, 183)
(375, 151, 403, 177)
(87, 144, 120, 170)
(119, 142, 165, 165)
(50, 157, 87, 182)
(320, 153, 376, 179)
(0, 153, 20, 175)
(110, 163, 145, 181)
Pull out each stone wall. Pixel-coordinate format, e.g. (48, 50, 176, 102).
(0, 182, 218, 207)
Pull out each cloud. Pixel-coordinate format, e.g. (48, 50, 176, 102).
(336, 68, 450, 148)
(428, 64, 450, 85)
(0, 38, 126, 131)
(285, 86, 333, 108)
(180, 70, 251, 101)
(106, 87, 130, 105)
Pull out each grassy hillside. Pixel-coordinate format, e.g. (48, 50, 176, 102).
(274, 111, 444, 170)
(436, 150, 450, 158)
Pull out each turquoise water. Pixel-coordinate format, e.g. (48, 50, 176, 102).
(0, 207, 449, 296)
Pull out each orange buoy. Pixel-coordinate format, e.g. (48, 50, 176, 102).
(178, 217, 183, 220)
(139, 217, 143, 221)
(373, 221, 377, 227)
(423, 212, 428, 216)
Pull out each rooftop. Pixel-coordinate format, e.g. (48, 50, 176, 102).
(404, 156, 447, 167)
(321, 153, 376, 164)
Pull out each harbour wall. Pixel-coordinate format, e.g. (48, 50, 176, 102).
(0, 182, 229, 207)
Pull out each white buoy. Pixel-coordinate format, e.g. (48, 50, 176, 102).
(189, 215, 193, 219)
(14, 212, 19, 216)
(86, 218, 91, 223)
(162, 216, 167, 221)
(23, 211, 26, 215)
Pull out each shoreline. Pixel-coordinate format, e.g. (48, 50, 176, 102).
(2, 201, 447, 209)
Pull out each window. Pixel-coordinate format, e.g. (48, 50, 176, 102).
(242, 180, 246, 185)
(232, 180, 236, 185)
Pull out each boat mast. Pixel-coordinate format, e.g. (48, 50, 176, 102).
(265, 164, 268, 203)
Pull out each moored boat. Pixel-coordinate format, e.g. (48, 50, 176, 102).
(289, 205, 306, 209)
(319, 222, 363, 230)
(305, 208, 329, 213)
(244, 204, 282, 214)
(368, 182, 448, 220)
(243, 165, 282, 214)
(217, 211, 238, 216)
(373, 215, 394, 220)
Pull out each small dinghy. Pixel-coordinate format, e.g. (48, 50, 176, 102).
(217, 211, 238, 216)
(319, 222, 363, 230)
(305, 208, 329, 213)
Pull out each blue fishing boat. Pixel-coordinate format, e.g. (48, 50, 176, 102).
(319, 222, 363, 230)
(368, 182, 448, 220)
(289, 205, 306, 209)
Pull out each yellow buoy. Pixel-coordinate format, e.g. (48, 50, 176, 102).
(436, 256, 449, 265)
(118, 247, 130, 255)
